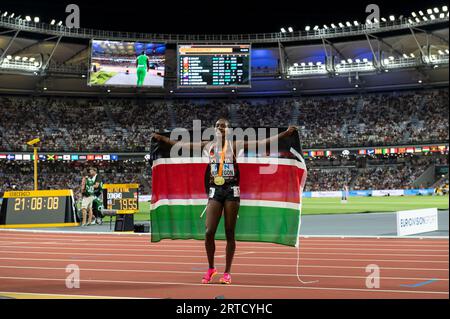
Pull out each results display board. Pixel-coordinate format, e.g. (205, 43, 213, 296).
(178, 44, 251, 87)
(0, 190, 77, 228)
(102, 184, 139, 214)
(89, 40, 166, 87)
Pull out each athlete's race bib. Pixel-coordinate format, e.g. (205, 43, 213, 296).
(231, 186, 240, 198)
(222, 163, 235, 177)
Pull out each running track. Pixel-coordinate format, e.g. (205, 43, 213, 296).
(0, 231, 447, 299)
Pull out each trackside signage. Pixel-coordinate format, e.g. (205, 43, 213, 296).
(396, 208, 438, 236)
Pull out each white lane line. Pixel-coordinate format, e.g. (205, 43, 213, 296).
(0, 291, 151, 299)
(0, 235, 448, 247)
(216, 252, 255, 258)
(0, 276, 447, 295)
(0, 245, 446, 258)
(0, 265, 447, 281)
(0, 241, 447, 252)
(0, 250, 447, 264)
(0, 257, 447, 271)
(0, 230, 447, 240)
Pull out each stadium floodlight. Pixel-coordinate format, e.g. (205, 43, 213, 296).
(341, 60, 346, 64)
(355, 84, 359, 88)
(419, 10, 424, 16)
(300, 62, 306, 67)
(331, 23, 336, 28)
(443, 6, 448, 12)
(288, 27, 293, 32)
(346, 21, 351, 27)
(316, 61, 322, 66)
(9, 13, 14, 18)
(323, 25, 328, 29)
(280, 28, 286, 33)
(14, 56, 20, 61)
(308, 62, 313, 66)
(410, 53, 415, 58)
(58, 21, 63, 26)
(336, 64, 341, 68)
(293, 88, 297, 91)
(43, 87, 47, 91)
(313, 25, 319, 30)
(446, 49, 449, 54)
(389, 56, 395, 60)
(433, 7, 439, 13)
(29, 57, 35, 62)
(347, 58, 353, 63)
(438, 50, 444, 55)
(34, 62, 39, 67)
(363, 58, 368, 63)
(381, 17, 387, 22)
(403, 53, 408, 58)
(355, 59, 360, 63)
(418, 80, 423, 83)
(107, 89, 111, 93)
(50, 19, 55, 25)
(305, 26, 310, 31)
(427, 9, 432, 14)
(408, 18, 413, 23)
(384, 58, 390, 64)
(412, 12, 417, 17)
(338, 22, 344, 27)
(6, 55, 12, 60)
(293, 63, 298, 67)
(423, 16, 428, 21)
(353, 21, 359, 26)
(25, 16, 31, 21)
(22, 57, 28, 61)
(440, 13, 445, 18)
(373, 18, 379, 23)
(389, 15, 395, 21)
(2, 11, 8, 17)
(415, 17, 421, 23)
(385, 69, 389, 72)
(430, 14, 436, 20)
(34, 17, 39, 23)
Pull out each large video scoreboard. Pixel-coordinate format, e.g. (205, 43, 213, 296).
(178, 44, 251, 88)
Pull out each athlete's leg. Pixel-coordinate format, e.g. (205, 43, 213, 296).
(81, 208, 87, 225)
(223, 200, 239, 274)
(205, 199, 223, 269)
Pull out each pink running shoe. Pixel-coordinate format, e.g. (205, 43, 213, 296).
(201, 268, 217, 284)
(219, 273, 232, 285)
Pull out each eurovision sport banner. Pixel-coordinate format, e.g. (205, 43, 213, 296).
(150, 129, 306, 247)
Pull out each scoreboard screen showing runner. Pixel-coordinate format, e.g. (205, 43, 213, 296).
(178, 44, 251, 87)
(89, 40, 166, 87)
(102, 184, 139, 214)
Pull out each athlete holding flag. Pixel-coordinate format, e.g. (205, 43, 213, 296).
(152, 119, 297, 284)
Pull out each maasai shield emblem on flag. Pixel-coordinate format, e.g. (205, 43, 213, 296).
(150, 129, 307, 247)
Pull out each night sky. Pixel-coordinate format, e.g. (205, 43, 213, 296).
(0, 0, 447, 34)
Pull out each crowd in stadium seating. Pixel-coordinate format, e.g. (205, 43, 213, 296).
(1, 154, 446, 197)
(304, 154, 447, 191)
(0, 88, 448, 152)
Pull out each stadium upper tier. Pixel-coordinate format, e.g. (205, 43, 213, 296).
(0, 88, 448, 152)
(0, 6, 448, 95)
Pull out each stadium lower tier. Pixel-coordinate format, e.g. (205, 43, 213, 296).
(0, 88, 448, 152)
(0, 153, 447, 198)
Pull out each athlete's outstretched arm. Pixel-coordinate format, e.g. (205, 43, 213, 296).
(151, 133, 208, 150)
(236, 126, 298, 152)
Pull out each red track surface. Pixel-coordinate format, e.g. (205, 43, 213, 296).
(0, 231, 448, 299)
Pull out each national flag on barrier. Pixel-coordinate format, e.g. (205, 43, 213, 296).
(150, 129, 306, 247)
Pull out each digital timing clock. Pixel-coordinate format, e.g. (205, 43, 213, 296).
(0, 190, 78, 228)
(102, 184, 139, 214)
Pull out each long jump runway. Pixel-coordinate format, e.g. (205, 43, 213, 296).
(0, 231, 447, 299)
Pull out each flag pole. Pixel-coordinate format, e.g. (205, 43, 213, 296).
(27, 138, 41, 191)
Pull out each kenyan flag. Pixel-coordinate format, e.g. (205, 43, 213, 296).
(150, 130, 307, 247)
